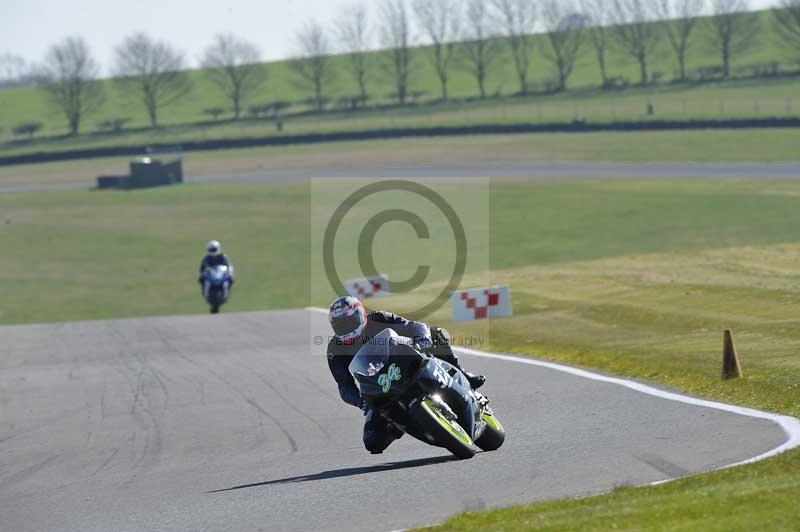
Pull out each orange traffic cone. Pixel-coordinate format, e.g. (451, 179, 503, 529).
(721, 330, 743, 380)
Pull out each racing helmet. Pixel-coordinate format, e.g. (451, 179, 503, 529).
(207, 240, 221, 256)
(329, 296, 368, 341)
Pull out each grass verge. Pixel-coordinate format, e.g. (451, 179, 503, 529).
(421, 448, 800, 531)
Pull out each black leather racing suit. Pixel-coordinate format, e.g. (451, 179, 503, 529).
(327, 311, 465, 454)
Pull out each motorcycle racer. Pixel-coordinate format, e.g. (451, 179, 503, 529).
(198, 240, 235, 298)
(326, 296, 485, 454)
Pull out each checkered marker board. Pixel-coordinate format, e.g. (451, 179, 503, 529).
(345, 275, 390, 299)
(451, 285, 513, 321)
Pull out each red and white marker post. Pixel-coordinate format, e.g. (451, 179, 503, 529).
(345, 274, 390, 299)
(451, 285, 512, 321)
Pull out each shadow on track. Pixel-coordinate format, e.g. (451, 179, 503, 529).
(208, 455, 456, 493)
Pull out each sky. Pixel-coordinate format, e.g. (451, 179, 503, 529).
(0, 0, 780, 73)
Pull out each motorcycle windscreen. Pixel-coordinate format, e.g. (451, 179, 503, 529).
(349, 328, 412, 378)
(209, 266, 229, 282)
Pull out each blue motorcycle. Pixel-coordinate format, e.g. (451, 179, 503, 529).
(202, 265, 233, 314)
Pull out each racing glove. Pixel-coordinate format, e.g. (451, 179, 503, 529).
(415, 337, 434, 352)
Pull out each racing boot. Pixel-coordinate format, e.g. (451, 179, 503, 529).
(444, 364, 485, 390)
(431, 327, 486, 390)
(463, 371, 486, 390)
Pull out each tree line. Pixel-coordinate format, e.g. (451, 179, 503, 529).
(12, 0, 800, 136)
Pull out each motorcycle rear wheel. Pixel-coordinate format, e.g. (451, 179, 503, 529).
(411, 398, 476, 459)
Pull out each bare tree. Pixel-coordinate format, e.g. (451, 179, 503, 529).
(460, 0, 502, 98)
(292, 20, 334, 112)
(34, 37, 104, 135)
(114, 33, 192, 128)
(611, 0, 662, 85)
(380, 0, 414, 104)
(491, 0, 537, 95)
(413, 0, 460, 101)
(541, 0, 586, 92)
(337, 3, 371, 101)
(774, 0, 800, 54)
(709, 0, 760, 79)
(581, 0, 612, 87)
(202, 34, 266, 120)
(0, 53, 29, 86)
(656, 0, 706, 81)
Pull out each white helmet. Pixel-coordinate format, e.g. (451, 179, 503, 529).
(207, 240, 221, 256)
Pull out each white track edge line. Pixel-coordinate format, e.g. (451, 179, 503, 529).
(305, 307, 800, 474)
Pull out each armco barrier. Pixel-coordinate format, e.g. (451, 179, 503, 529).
(2, 117, 800, 167)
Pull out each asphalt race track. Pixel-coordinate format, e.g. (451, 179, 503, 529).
(193, 161, 800, 183)
(0, 310, 790, 532)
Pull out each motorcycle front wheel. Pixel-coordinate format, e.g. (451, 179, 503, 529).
(410, 397, 476, 459)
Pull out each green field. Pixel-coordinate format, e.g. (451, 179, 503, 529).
(0, 183, 309, 325)
(1, 8, 798, 156)
(3, 175, 800, 529)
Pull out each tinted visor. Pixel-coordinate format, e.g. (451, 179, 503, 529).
(332, 313, 362, 337)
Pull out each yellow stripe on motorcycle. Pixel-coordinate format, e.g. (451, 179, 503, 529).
(482, 412, 504, 432)
(422, 399, 474, 446)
